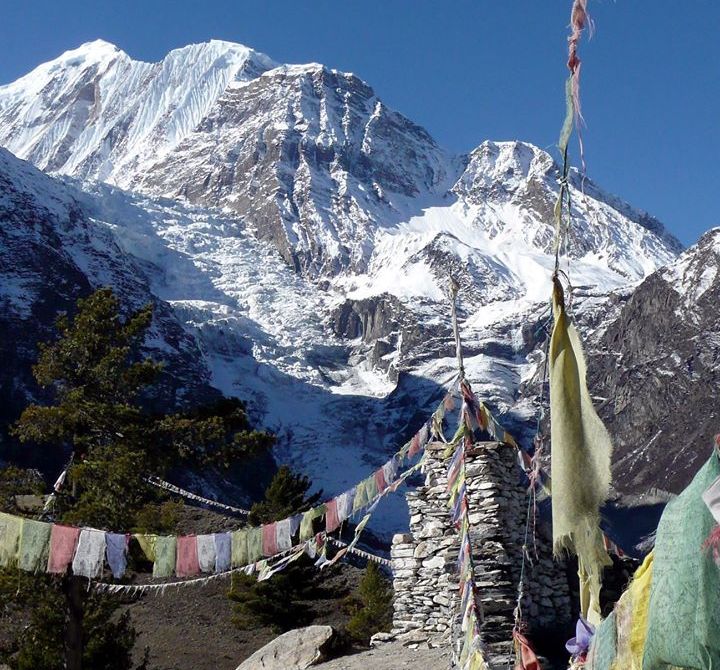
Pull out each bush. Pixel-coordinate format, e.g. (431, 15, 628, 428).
(343, 562, 393, 645)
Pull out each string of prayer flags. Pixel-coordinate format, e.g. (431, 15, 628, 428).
(0, 380, 456, 587)
(446, 387, 492, 670)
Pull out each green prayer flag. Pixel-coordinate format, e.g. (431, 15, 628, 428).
(231, 529, 248, 568)
(642, 451, 720, 669)
(299, 505, 325, 542)
(135, 534, 157, 562)
(246, 526, 263, 563)
(18, 519, 51, 573)
(153, 536, 176, 578)
(353, 480, 371, 513)
(364, 474, 378, 501)
(0, 513, 22, 568)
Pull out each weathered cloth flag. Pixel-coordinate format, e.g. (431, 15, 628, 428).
(549, 277, 612, 625)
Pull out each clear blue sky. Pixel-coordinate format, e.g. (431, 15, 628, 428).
(1, 1, 718, 246)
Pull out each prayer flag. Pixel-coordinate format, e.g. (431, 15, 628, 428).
(18, 519, 51, 573)
(214, 532, 231, 573)
(72, 529, 106, 579)
(47, 525, 80, 574)
(176, 535, 200, 577)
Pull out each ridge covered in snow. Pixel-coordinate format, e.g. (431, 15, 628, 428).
(0, 41, 691, 532)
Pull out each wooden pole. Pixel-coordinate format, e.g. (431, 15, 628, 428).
(64, 575, 84, 670)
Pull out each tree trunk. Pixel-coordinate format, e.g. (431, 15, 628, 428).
(64, 575, 84, 670)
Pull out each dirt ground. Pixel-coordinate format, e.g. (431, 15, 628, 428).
(127, 564, 365, 670)
(314, 642, 450, 670)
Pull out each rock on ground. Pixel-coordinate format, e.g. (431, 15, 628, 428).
(235, 625, 335, 670)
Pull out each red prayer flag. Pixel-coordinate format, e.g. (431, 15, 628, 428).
(514, 631, 542, 670)
(325, 500, 340, 533)
(262, 523, 278, 556)
(408, 433, 422, 457)
(47, 524, 80, 574)
(176, 535, 200, 577)
(374, 468, 387, 493)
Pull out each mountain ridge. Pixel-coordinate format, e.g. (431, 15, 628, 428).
(0, 40, 705, 535)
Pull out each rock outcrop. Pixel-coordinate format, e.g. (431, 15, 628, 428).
(235, 625, 336, 670)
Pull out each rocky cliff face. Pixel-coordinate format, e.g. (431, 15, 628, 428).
(587, 229, 720, 494)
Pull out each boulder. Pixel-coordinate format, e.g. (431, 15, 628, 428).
(236, 625, 336, 670)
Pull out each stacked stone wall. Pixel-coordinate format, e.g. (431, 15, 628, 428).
(389, 441, 571, 667)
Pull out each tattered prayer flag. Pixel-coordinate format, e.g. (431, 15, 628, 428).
(18, 519, 51, 573)
(364, 474, 379, 501)
(153, 536, 176, 578)
(196, 534, 216, 573)
(408, 433, 422, 458)
(0, 513, 22, 568)
(299, 505, 325, 541)
(214, 533, 231, 573)
(176, 535, 200, 577)
(231, 529, 248, 567)
(382, 459, 398, 486)
(262, 523, 278, 557)
(72, 529, 106, 579)
(336, 490, 355, 523)
(246, 526, 263, 562)
(549, 277, 612, 625)
(374, 468, 387, 493)
(514, 631, 541, 670)
(275, 518, 292, 552)
(288, 514, 302, 538)
(105, 533, 128, 579)
(47, 525, 80, 574)
(418, 422, 430, 447)
(352, 481, 371, 513)
(325, 500, 340, 533)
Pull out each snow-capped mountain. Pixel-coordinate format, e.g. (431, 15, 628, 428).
(0, 40, 696, 532)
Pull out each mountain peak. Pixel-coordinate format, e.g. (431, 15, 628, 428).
(52, 39, 125, 68)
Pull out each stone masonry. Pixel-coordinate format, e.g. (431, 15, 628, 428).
(389, 441, 571, 667)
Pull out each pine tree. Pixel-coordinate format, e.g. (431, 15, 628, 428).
(343, 562, 393, 645)
(229, 466, 323, 632)
(4, 287, 273, 670)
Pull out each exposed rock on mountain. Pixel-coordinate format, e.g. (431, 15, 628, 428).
(587, 228, 720, 495)
(0, 40, 701, 531)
